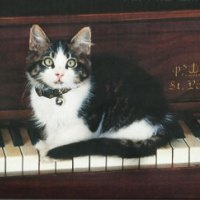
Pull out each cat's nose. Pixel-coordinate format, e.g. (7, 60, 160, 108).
(55, 73, 64, 79)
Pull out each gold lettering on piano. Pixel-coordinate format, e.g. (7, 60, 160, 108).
(169, 63, 200, 91)
(172, 63, 200, 77)
(169, 80, 200, 90)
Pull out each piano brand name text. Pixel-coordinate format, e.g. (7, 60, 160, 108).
(173, 63, 200, 77)
(169, 63, 200, 91)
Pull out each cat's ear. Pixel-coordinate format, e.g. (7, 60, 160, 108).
(70, 27, 92, 55)
(29, 25, 50, 52)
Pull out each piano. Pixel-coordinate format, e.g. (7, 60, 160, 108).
(1, 1, 200, 198)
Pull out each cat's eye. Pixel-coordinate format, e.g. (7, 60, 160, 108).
(66, 58, 77, 68)
(42, 57, 54, 68)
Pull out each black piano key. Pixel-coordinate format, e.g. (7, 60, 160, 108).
(26, 120, 42, 145)
(9, 122, 24, 146)
(0, 122, 11, 147)
(182, 113, 200, 138)
(27, 127, 40, 145)
(174, 121, 185, 138)
(0, 130, 5, 147)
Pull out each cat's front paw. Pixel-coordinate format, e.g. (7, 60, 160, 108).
(35, 140, 56, 163)
(35, 140, 48, 156)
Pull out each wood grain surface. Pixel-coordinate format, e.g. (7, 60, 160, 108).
(0, 168, 199, 199)
(1, 10, 200, 114)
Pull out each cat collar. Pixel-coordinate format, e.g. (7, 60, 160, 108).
(35, 84, 71, 106)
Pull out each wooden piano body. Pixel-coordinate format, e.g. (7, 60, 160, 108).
(1, 5, 200, 198)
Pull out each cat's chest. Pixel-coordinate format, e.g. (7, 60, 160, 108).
(30, 82, 91, 126)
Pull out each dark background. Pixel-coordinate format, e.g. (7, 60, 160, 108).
(1, 0, 200, 17)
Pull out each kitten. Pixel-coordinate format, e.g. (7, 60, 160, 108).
(26, 25, 182, 159)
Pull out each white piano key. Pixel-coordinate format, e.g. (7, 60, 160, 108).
(170, 138, 189, 167)
(19, 128, 39, 175)
(73, 156, 89, 172)
(0, 148, 5, 177)
(39, 157, 56, 174)
(90, 156, 106, 172)
(180, 121, 200, 166)
(106, 156, 123, 171)
(139, 155, 156, 168)
(21, 146, 39, 175)
(1, 128, 22, 176)
(123, 157, 139, 169)
(4, 146, 23, 176)
(156, 143, 172, 168)
(56, 159, 73, 173)
(0, 129, 6, 177)
(2, 129, 13, 146)
(21, 129, 55, 174)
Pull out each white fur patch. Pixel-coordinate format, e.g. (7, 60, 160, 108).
(31, 79, 93, 150)
(102, 119, 158, 141)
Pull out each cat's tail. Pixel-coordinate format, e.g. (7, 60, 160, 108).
(47, 114, 183, 159)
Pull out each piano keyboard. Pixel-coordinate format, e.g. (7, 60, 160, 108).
(0, 117, 200, 176)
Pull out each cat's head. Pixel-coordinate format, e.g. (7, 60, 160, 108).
(26, 25, 92, 89)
